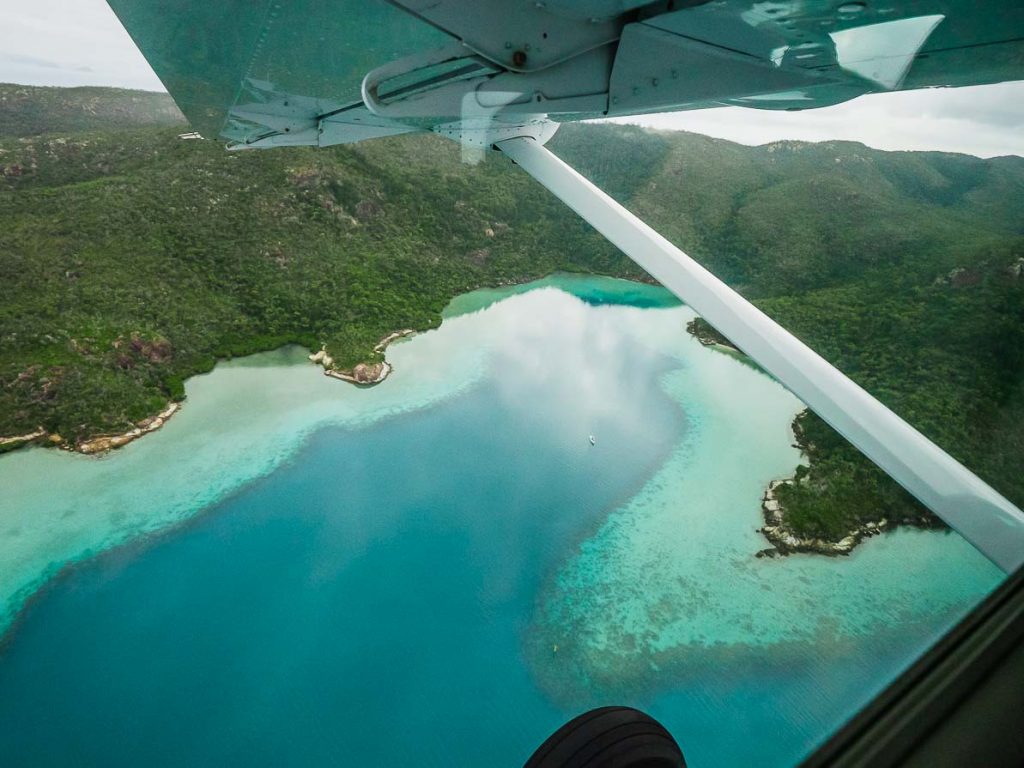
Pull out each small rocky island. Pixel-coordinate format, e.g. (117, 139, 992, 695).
(755, 476, 889, 559)
(308, 329, 416, 386)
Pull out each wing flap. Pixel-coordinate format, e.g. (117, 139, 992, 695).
(107, 0, 452, 143)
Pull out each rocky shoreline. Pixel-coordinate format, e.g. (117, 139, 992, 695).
(309, 328, 416, 386)
(75, 402, 180, 455)
(754, 478, 889, 559)
(0, 427, 48, 453)
(1, 327, 418, 459)
(0, 402, 182, 456)
(1, 403, 181, 456)
(685, 318, 740, 354)
(325, 361, 392, 386)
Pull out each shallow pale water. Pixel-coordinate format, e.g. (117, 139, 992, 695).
(0, 275, 1003, 766)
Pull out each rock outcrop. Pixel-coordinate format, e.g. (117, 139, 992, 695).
(756, 478, 889, 558)
(76, 402, 180, 455)
(308, 348, 334, 368)
(310, 329, 415, 387)
(327, 361, 392, 386)
(685, 318, 740, 353)
(0, 427, 47, 452)
(373, 329, 415, 354)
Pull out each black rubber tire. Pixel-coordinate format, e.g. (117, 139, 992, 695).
(524, 706, 687, 768)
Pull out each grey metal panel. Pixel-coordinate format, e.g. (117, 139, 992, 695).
(608, 23, 831, 115)
(387, 0, 621, 72)
(644, 4, 790, 59)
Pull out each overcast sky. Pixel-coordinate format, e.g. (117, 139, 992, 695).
(2, 0, 1022, 158)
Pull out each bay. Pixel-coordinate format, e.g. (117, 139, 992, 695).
(0, 275, 1002, 766)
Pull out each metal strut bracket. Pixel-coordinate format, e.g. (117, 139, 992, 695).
(497, 135, 1024, 574)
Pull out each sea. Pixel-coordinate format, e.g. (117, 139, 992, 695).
(0, 275, 1003, 767)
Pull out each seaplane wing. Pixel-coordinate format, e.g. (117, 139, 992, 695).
(107, 0, 1024, 573)
(107, 0, 1024, 149)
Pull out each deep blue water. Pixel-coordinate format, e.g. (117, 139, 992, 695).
(0, 363, 682, 766)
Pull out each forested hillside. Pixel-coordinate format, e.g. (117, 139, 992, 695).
(0, 85, 633, 444)
(1, 85, 1021, 544)
(0, 84, 183, 137)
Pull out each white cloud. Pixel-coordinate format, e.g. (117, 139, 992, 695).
(602, 81, 1024, 158)
(0, 0, 162, 91)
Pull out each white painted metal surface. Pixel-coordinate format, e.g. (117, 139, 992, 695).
(498, 135, 1024, 574)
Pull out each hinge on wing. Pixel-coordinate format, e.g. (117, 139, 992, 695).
(362, 42, 500, 119)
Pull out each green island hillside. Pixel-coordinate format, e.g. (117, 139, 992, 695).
(1, 84, 1022, 551)
(0, 84, 184, 138)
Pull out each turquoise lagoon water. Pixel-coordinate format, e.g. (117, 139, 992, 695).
(0, 275, 1003, 766)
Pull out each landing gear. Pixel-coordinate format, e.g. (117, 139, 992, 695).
(524, 706, 686, 768)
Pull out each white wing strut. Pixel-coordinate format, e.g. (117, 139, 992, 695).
(497, 135, 1024, 574)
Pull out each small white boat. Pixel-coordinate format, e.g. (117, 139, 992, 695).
(589, 435, 596, 446)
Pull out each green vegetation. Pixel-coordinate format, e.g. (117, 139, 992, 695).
(0, 84, 184, 137)
(764, 271, 1024, 539)
(1, 85, 1022, 543)
(0, 85, 637, 445)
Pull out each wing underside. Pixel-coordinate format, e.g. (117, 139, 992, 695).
(107, 0, 1024, 149)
